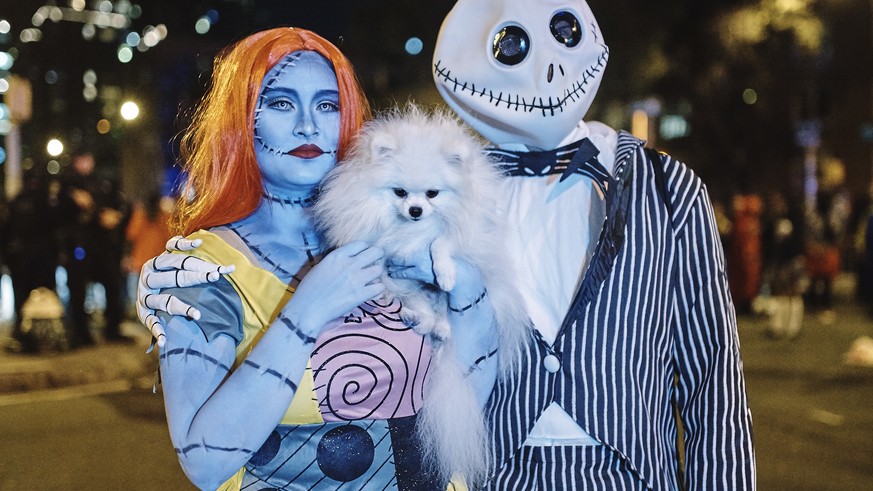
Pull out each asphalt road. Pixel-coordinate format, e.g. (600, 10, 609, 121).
(737, 297, 873, 490)
(0, 388, 192, 489)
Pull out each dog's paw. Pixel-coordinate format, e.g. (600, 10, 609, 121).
(402, 308, 437, 335)
(434, 261, 457, 292)
(400, 310, 422, 329)
(430, 317, 451, 342)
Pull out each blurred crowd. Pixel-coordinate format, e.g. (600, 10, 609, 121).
(0, 149, 172, 353)
(714, 156, 873, 340)
(1, 149, 872, 351)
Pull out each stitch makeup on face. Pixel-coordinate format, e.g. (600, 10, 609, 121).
(254, 52, 340, 158)
(253, 50, 342, 196)
(254, 52, 302, 156)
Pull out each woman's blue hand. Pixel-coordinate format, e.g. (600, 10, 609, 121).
(284, 241, 385, 336)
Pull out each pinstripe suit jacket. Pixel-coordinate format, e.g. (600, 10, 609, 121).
(486, 132, 755, 489)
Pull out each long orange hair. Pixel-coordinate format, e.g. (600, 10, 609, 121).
(172, 28, 370, 235)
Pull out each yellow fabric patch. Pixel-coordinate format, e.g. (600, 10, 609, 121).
(216, 468, 245, 491)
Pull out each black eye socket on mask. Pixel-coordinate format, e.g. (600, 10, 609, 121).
(550, 11, 582, 48)
(492, 24, 530, 66)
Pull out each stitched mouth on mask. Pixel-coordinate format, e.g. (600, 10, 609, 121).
(433, 46, 608, 117)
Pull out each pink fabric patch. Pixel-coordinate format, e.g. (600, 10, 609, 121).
(310, 298, 433, 422)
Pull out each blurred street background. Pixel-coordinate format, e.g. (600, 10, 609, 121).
(0, 0, 872, 488)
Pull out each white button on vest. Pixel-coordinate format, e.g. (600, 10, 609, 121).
(543, 354, 561, 373)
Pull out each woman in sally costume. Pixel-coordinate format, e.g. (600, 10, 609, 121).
(140, 28, 498, 490)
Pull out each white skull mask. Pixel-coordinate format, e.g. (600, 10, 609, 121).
(433, 0, 608, 150)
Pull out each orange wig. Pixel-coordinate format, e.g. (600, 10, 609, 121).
(173, 28, 370, 235)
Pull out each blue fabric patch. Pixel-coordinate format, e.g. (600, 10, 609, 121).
(157, 277, 244, 345)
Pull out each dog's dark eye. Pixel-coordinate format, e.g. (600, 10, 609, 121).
(426, 190, 439, 199)
(393, 188, 408, 198)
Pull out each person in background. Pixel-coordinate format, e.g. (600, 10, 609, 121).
(60, 150, 131, 346)
(761, 190, 808, 339)
(125, 192, 172, 316)
(728, 181, 764, 315)
(2, 169, 61, 350)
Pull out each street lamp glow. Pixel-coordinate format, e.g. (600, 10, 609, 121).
(47, 138, 64, 157)
(120, 101, 140, 120)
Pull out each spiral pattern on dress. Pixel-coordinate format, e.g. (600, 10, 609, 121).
(313, 334, 407, 421)
(311, 298, 431, 422)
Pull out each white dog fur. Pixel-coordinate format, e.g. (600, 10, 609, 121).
(313, 104, 530, 484)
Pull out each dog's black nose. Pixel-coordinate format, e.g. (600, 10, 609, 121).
(409, 206, 422, 218)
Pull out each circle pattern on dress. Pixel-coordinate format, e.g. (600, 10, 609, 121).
(316, 424, 375, 482)
(248, 429, 281, 466)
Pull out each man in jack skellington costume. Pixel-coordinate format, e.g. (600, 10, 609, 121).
(431, 0, 755, 489)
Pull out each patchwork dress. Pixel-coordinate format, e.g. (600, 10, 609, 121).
(162, 229, 443, 490)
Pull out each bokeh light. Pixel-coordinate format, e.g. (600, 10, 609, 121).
(83, 69, 97, 85)
(97, 119, 111, 134)
(117, 45, 133, 63)
(83, 85, 98, 101)
(742, 88, 758, 105)
(44, 70, 58, 84)
(0, 20, 10, 35)
(0, 53, 12, 71)
(47, 160, 60, 175)
(82, 23, 96, 40)
(405, 37, 424, 56)
(20, 28, 42, 43)
(47, 138, 64, 157)
(120, 101, 140, 120)
(195, 17, 211, 35)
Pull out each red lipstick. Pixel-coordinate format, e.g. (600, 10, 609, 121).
(287, 144, 326, 159)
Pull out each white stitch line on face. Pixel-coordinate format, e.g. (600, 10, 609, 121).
(254, 52, 305, 154)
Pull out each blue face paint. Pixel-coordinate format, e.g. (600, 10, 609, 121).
(254, 51, 341, 196)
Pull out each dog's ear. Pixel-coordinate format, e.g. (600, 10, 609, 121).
(446, 143, 472, 167)
(370, 132, 397, 159)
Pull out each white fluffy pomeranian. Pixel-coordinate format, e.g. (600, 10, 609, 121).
(313, 104, 530, 484)
(314, 104, 527, 348)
